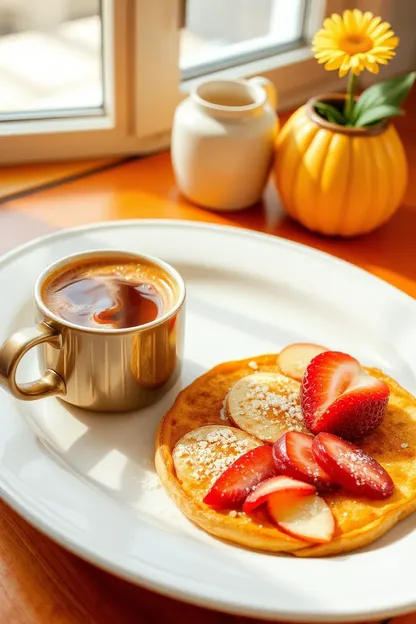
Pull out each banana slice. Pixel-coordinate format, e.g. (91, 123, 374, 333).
(278, 343, 327, 381)
(226, 373, 307, 443)
(173, 425, 260, 500)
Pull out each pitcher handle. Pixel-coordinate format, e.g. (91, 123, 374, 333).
(0, 321, 66, 401)
(248, 76, 278, 111)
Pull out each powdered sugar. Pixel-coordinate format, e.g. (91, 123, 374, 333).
(239, 381, 304, 432)
(137, 472, 162, 491)
(174, 427, 255, 485)
(332, 445, 392, 494)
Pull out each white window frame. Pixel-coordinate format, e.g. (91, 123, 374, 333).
(2, 0, 412, 165)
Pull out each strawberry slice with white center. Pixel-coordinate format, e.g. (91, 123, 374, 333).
(278, 342, 328, 381)
(273, 432, 338, 492)
(268, 493, 335, 543)
(312, 432, 394, 500)
(203, 445, 277, 509)
(301, 351, 389, 439)
(243, 475, 315, 513)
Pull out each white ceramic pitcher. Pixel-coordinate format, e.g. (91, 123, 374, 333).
(171, 76, 279, 211)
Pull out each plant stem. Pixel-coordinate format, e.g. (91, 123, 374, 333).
(344, 72, 358, 123)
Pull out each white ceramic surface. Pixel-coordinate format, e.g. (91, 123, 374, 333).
(1, 220, 416, 622)
(171, 77, 278, 211)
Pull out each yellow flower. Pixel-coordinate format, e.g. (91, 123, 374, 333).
(313, 9, 399, 77)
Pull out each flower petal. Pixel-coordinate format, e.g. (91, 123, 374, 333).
(374, 29, 395, 40)
(314, 49, 344, 60)
(313, 34, 337, 44)
(331, 13, 346, 31)
(376, 54, 396, 63)
(381, 36, 399, 49)
(371, 45, 397, 55)
(352, 9, 364, 29)
(356, 54, 366, 72)
(343, 10, 356, 33)
(314, 52, 337, 64)
(364, 60, 379, 74)
(371, 22, 392, 39)
(317, 48, 344, 57)
(313, 36, 337, 44)
(362, 12, 374, 25)
(339, 57, 352, 77)
(313, 27, 329, 40)
(324, 56, 345, 71)
(367, 16, 383, 34)
(313, 45, 337, 54)
(349, 55, 363, 75)
(323, 17, 343, 35)
(373, 35, 399, 49)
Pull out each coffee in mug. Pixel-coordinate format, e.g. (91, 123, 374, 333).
(42, 256, 176, 330)
(0, 250, 186, 412)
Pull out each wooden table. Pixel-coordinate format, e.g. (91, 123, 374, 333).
(1, 109, 416, 623)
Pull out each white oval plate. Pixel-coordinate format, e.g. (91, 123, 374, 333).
(1, 220, 415, 622)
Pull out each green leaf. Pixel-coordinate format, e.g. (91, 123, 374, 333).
(326, 111, 339, 124)
(314, 101, 347, 126)
(354, 104, 404, 127)
(352, 72, 415, 122)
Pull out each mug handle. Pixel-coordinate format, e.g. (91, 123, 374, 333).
(248, 76, 278, 111)
(0, 322, 66, 400)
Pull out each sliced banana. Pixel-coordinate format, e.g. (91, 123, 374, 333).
(226, 373, 307, 443)
(173, 425, 260, 500)
(277, 342, 327, 381)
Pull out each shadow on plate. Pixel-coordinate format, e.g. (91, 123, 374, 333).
(14, 358, 206, 512)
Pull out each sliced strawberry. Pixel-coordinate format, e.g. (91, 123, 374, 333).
(268, 493, 335, 543)
(278, 342, 327, 381)
(313, 432, 394, 500)
(203, 445, 277, 509)
(243, 475, 315, 513)
(272, 432, 338, 492)
(301, 351, 389, 439)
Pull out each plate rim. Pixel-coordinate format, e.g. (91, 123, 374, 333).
(0, 218, 415, 623)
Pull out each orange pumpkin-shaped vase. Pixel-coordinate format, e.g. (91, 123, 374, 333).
(274, 95, 408, 237)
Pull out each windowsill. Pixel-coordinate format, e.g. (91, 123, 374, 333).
(0, 106, 293, 201)
(0, 158, 121, 201)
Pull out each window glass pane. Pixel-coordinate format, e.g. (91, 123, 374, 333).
(181, 0, 305, 79)
(0, 0, 103, 119)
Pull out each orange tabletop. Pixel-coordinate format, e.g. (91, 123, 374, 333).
(1, 106, 416, 624)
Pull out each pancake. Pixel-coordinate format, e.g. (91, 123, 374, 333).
(155, 354, 416, 557)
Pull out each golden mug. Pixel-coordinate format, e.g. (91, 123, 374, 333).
(0, 250, 186, 412)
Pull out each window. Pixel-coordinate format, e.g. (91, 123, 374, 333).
(181, 0, 306, 80)
(0, 1, 103, 120)
(6, 0, 407, 165)
(0, 0, 127, 164)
